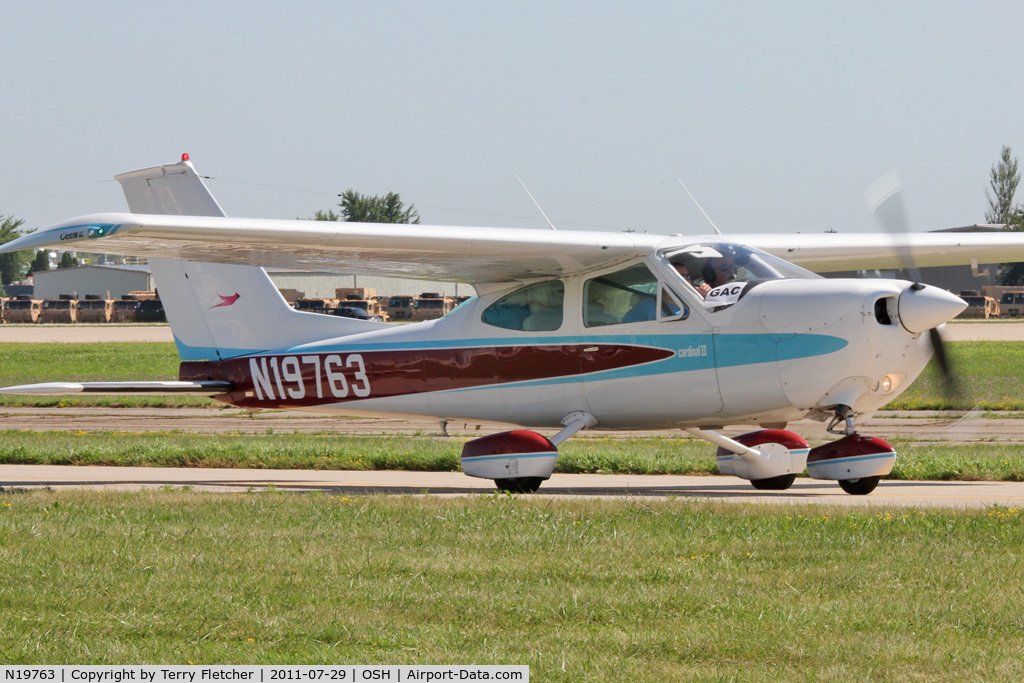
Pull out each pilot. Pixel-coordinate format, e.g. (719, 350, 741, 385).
(675, 262, 712, 298)
(702, 251, 738, 291)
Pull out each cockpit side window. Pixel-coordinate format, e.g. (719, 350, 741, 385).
(482, 280, 564, 331)
(584, 263, 684, 327)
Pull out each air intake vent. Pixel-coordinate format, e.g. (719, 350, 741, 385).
(874, 297, 894, 325)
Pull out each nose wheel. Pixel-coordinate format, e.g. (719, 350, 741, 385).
(837, 476, 881, 495)
(810, 406, 896, 495)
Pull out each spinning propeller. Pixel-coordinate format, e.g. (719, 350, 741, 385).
(865, 171, 968, 408)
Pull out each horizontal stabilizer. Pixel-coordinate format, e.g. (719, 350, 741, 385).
(0, 381, 232, 396)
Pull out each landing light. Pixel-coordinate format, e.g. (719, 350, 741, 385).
(871, 375, 896, 394)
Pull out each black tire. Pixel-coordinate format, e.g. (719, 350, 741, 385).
(749, 473, 797, 490)
(494, 477, 544, 493)
(838, 476, 881, 495)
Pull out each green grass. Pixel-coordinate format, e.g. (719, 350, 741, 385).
(4, 340, 1024, 409)
(0, 491, 1022, 679)
(887, 341, 1024, 410)
(2, 431, 1024, 482)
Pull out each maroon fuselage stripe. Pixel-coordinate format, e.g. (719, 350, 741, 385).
(179, 344, 674, 409)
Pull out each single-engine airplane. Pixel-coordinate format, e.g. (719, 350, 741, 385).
(3, 157, 1023, 495)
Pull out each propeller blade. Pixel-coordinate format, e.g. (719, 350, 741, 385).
(928, 327, 970, 409)
(865, 169, 922, 284)
(928, 328, 951, 376)
(865, 171, 968, 409)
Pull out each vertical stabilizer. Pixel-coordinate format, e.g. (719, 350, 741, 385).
(115, 156, 227, 217)
(116, 157, 384, 361)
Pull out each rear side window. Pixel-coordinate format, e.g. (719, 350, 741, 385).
(482, 281, 564, 331)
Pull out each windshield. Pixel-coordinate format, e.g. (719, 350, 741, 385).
(660, 242, 821, 311)
(663, 243, 821, 285)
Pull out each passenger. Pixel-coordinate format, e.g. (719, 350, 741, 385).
(621, 291, 658, 323)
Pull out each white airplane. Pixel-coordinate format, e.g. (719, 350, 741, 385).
(2, 157, 1021, 495)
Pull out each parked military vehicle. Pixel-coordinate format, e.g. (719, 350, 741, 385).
(334, 287, 389, 321)
(411, 292, 456, 321)
(76, 295, 114, 323)
(111, 296, 140, 323)
(38, 296, 78, 324)
(136, 299, 167, 323)
(957, 293, 999, 319)
(4, 297, 42, 323)
(2, 297, 42, 323)
(386, 295, 416, 321)
(998, 291, 1024, 318)
(294, 297, 338, 314)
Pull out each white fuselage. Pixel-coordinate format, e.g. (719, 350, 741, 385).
(192, 256, 940, 431)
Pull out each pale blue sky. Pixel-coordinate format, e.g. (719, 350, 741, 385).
(1, 1, 1022, 236)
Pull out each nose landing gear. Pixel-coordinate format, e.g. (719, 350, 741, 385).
(810, 405, 896, 495)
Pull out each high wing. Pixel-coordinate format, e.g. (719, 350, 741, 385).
(1, 212, 664, 289)
(736, 231, 1024, 273)
(4, 156, 1024, 282)
(8, 212, 1024, 282)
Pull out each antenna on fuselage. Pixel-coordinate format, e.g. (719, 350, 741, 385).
(515, 174, 557, 230)
(677, 179, 722, 235)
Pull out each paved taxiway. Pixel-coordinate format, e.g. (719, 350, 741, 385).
(3, 464, 1023, 508)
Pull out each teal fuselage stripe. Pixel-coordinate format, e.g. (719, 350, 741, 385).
(173, 333, 849, 389)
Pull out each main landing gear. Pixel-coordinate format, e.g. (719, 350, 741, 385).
(459, 412, 597, 493)
(689, 406, 896, 496)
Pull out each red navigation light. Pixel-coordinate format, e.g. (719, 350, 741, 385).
(181, 153, 190, 162)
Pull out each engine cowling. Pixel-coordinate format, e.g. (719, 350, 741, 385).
(460, 430, 558, 482)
